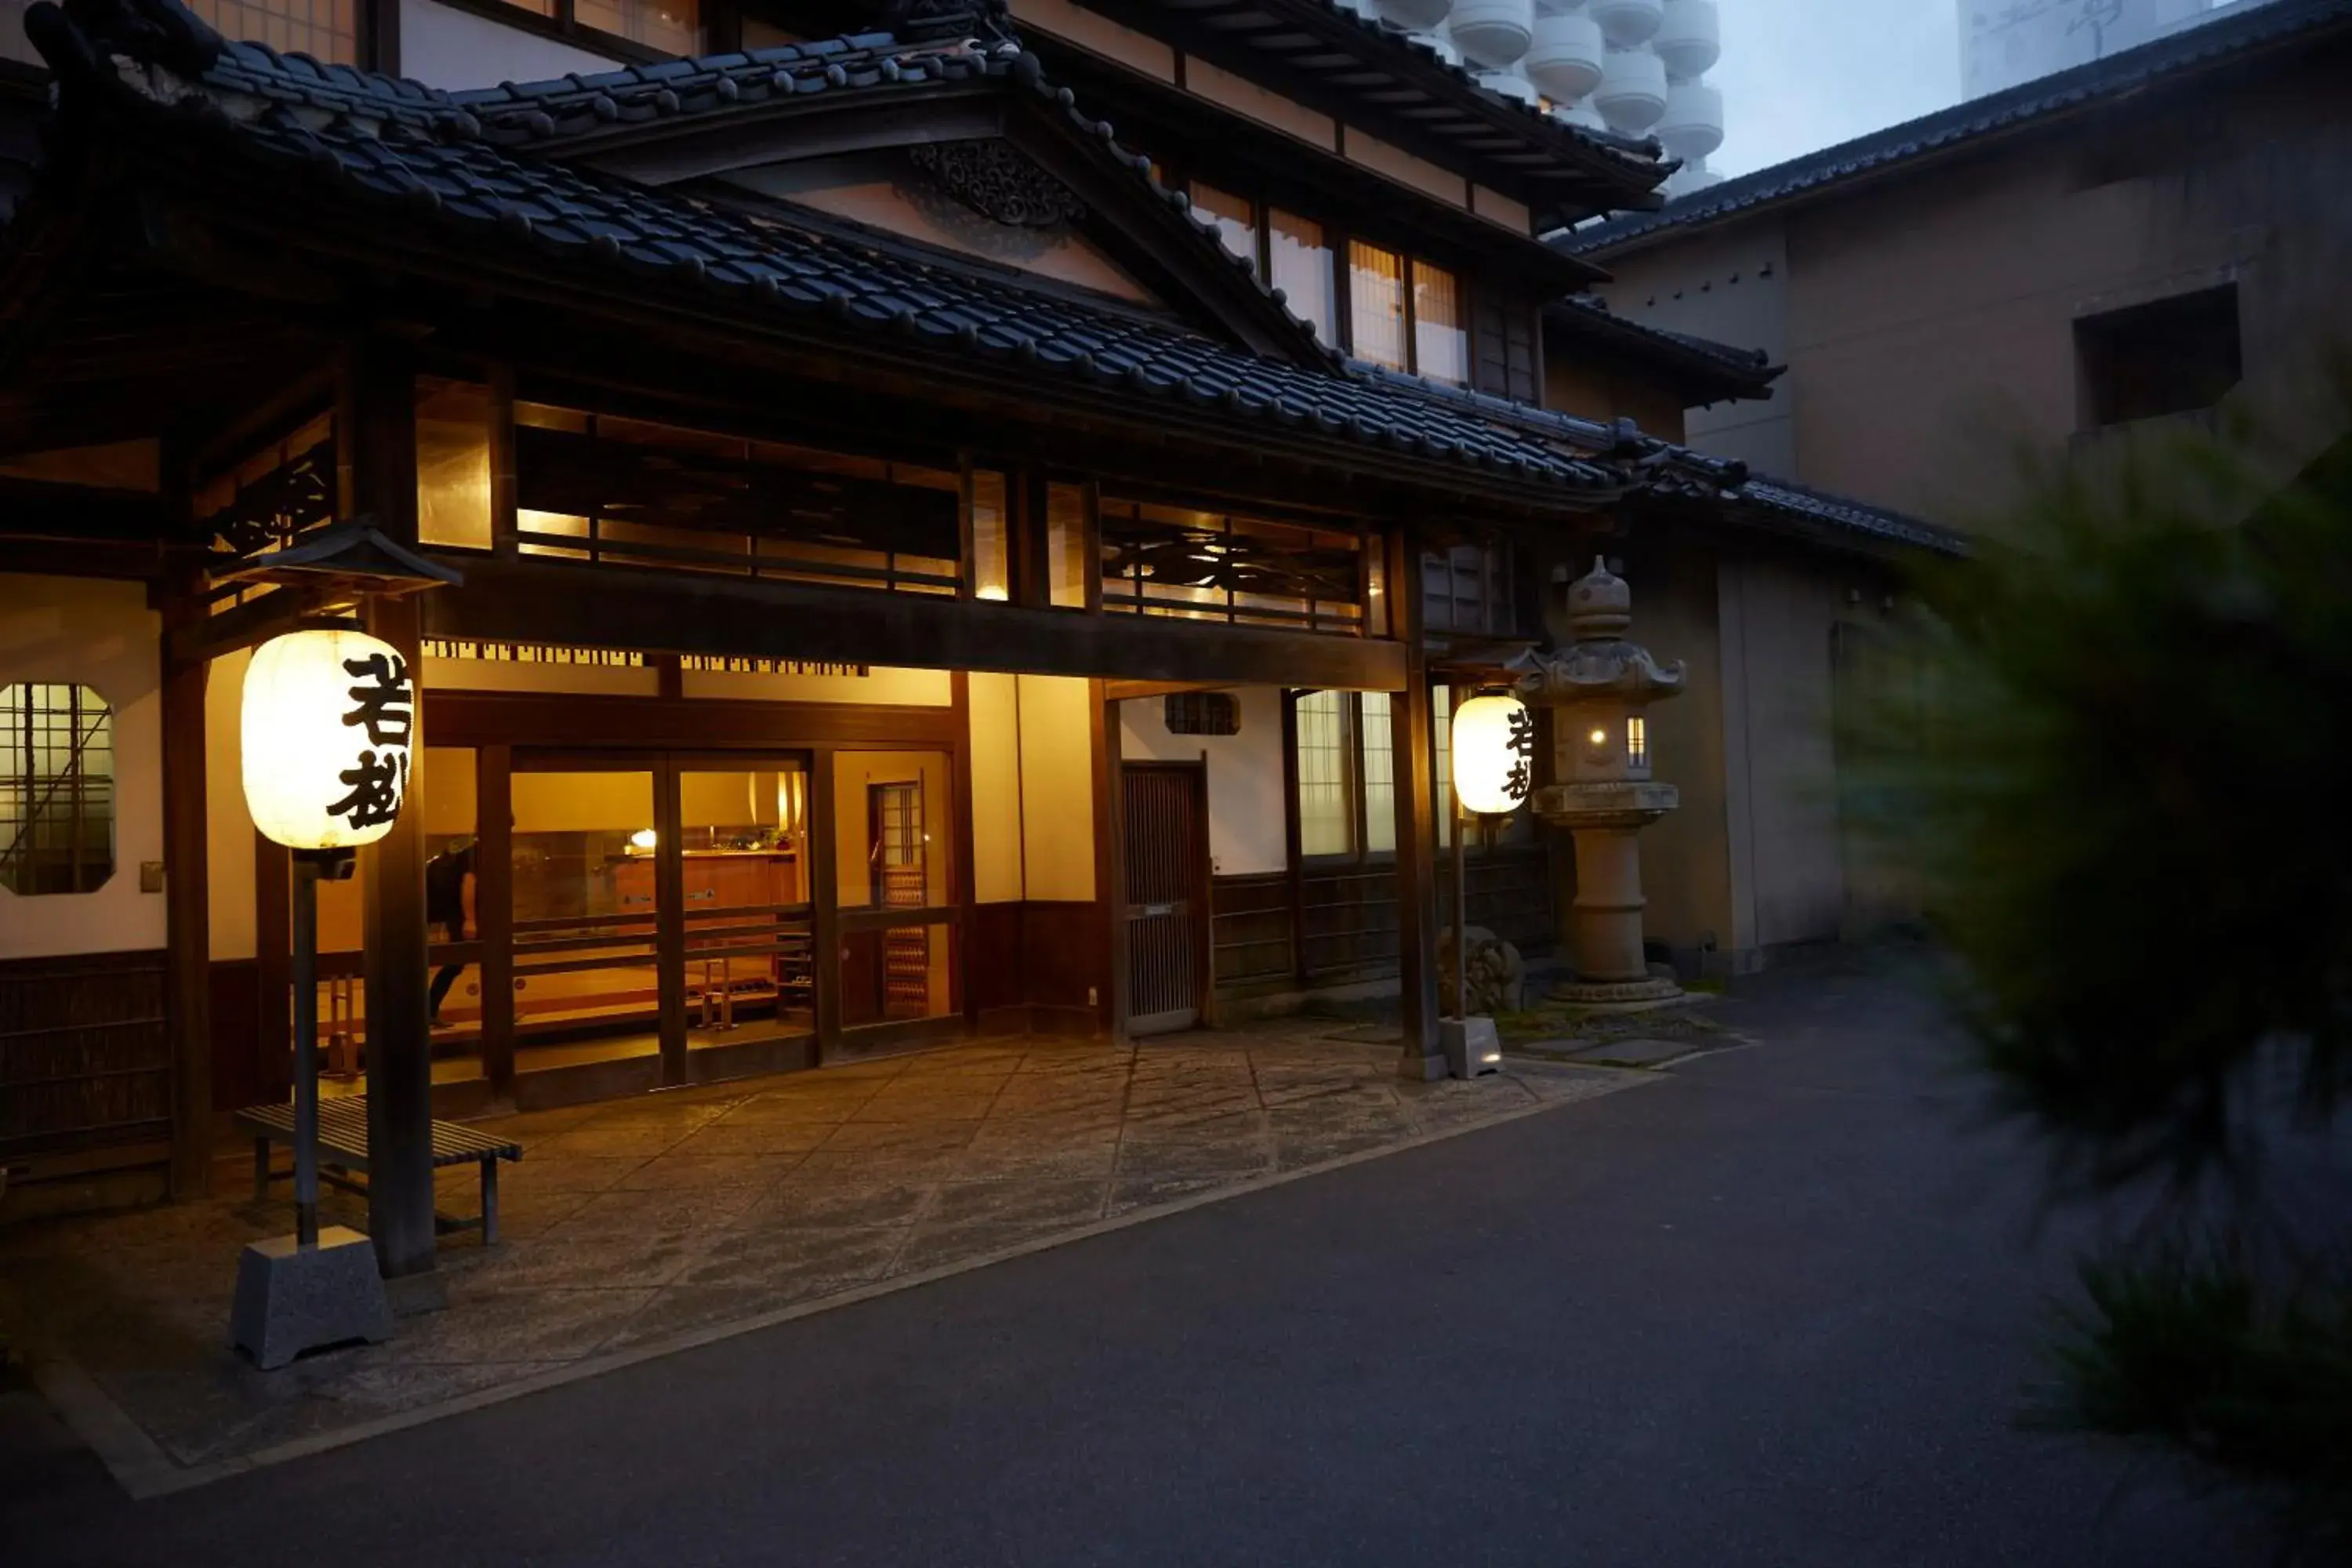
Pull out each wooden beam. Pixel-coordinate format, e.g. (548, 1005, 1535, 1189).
(950, 672, 980, 1035)
(422, 691, 960, 751)
(474, 744, 514, 1100)
(167, 579, 347, 666)
(347, 339, 438, 1283)
(254, 832, 292, 1104)
(425, 557, 1412, 692)
(1096, 680, 1123, 1040)
(809, 745, 842, 1060)
(654, 753, 687, 1087)
(1385, 521, 1443, 1080)
(160, 571, 213, 1196)
(1102, 679, 1231, 703)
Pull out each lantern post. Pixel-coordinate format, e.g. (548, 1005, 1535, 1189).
(1443, 688, 1534, 1077)
(229, 626, 419, 1367)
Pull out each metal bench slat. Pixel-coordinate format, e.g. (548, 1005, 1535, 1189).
(230, 1098, 521, 1165)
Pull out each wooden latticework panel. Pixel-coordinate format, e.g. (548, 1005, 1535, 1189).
(0, 952, 171, 1162)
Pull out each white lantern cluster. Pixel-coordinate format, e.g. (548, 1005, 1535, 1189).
(242, 629, 415, 850)
(1451, 691, 1534, 815)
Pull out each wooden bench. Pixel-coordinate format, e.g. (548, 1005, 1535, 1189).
(231, 1098, 522, 1246)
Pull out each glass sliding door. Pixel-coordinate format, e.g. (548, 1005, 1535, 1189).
(507, 760, 663, 1073)
(833, 750, 958, 1029)
(676, 759, 817, 1058)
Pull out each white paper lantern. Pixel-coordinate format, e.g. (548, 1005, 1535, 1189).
(242, 629, 415, 850)
(1452, 691, 1534, 815)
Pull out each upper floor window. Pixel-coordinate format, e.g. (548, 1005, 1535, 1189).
(1422, 543, 1515, 637)
(493, 0, 702, 56)
(1349, 241, 1466, 386)
(1268, 209, 1337, 347)
(1, 684, 114, 896)
(1185, 183, 1460, 379)
(1192, 183, 1258, 268)
(187, 0, 356, 64)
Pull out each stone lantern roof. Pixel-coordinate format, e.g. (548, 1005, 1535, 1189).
(1510, 557, 1686, 706)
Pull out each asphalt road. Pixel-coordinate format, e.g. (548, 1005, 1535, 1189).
(6, 956, 2257, 1566)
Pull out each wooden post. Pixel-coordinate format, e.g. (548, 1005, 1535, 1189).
(809, 745, 842, 1058)
(347, 339, 438, 1282)
(1386, 524, 1443, 1080)
(655, 753, 688, 1085)
(475, 744, 514, 1099)
(160, 573, 213, 1197)
(949, 672, 979, 1033)
(1096, 681, 1124, 1039)
(254, 832, 292, 1103)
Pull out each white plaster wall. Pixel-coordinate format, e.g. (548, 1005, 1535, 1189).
(1717, 554, 1868, 951)
(205, 646, 254, 961)
(397, 0, 626, 89)
(967, 671, 1025, 904)
(1016, 674, 1094, 903)
(0, 575, 165, 958)
(1117, 688, 1285, 877)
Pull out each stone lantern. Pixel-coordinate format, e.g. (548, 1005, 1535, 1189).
(1512, 557, 1686, 1005)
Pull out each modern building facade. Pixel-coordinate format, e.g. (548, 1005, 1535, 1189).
(1960, 0, 2280, 99)
(0, 0, 1937, 1252)
(1571, 0, 2352, 529)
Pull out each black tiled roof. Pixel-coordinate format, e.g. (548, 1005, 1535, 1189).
(13, 0, 1944, 551)
(20, 2, 1636, 492)
(1563, 0, 2352, 256)
(1352, 363, 1959, 554)
(1545, 294, 1779, 402)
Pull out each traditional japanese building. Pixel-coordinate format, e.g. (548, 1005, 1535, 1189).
(0, 0, 1946, 1261)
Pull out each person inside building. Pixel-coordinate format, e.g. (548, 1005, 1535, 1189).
(425, 837, 477, 1029)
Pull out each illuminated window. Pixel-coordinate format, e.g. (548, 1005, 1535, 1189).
(1294, 691, 1352, 857)
(1269, 209, 1336, 345)
(1348, 241, 1409, 372)
(0, 684, 113, 895)
(970, 470, 1009, 601)
(1359, 692, 1395, 854)
(1410, 260, 1467, 387)
(572, 0, 701, 53)
(1189, 183, 1258, 266)
(1346, 242, 1466, 383)
(416, 379, 492, 551)
(1047, 482, 1090, 609)
(187, 0, 356, 63)
(1627, 715, 1648, 767)
(1294, 691, 1405, 860)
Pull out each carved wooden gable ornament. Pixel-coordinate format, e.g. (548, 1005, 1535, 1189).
(906, 139, 1086, 229)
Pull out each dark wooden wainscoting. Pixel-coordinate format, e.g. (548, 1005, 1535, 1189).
(208, 957, 292, 1117)
(969, 900, 1109, 1036)
(0, 950, 172, 1182)
(1209, 843, 1559, 1000)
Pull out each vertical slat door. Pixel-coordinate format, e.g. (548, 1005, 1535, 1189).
(1123, 764, 1204, 1036)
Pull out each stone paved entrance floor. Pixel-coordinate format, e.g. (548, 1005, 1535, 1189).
(0, 1026, 1642, 1492)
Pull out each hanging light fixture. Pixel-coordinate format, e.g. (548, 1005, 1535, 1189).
(1451, 690, 1534, 815)
(241, 628, 415, 851)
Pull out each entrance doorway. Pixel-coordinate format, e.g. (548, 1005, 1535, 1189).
(1122, 762, 1209, 1035)
(496, 750, 818, 1094)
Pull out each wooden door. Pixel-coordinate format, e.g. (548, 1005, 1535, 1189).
(1122, 763, 1208, 1036)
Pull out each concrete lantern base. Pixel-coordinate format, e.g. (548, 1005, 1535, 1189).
(1440, 1016, 1504, 1078)
(230, 1226, 394, 1370)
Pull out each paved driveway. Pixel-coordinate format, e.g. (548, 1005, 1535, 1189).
(5, 960, 2258, 1566)
(0, 1026, 1626, 1486)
